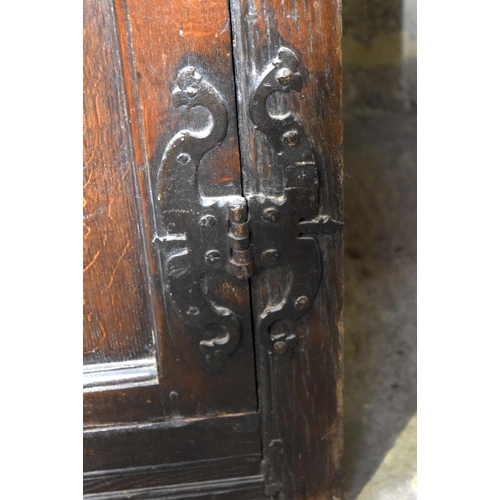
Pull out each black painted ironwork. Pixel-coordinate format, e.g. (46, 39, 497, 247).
(156, 52, 343, 368)
(155, 67, 246, 369)
(247, 48, 344, 355)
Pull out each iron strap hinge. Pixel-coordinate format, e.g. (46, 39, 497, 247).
(155, 49, 343, 368)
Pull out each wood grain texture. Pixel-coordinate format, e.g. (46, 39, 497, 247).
(84, 0, 344, 496)
(229, 1, 344, 498)
(84, 455, 262, 494)
(84, 476, 266, 500)
(83, 0, 155, 364)
(84, 0, 259, 426)
(113, 0, 259, 419)
(83, 1, 264, 492)
(124, 0, 243, 197)
(84, 383, 163, 428)
(84, 413, 261, 472)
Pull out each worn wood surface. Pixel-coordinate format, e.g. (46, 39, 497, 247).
(84, 455, 262, 494)
(83, 383, 163, 427)
(84, 0, 258, 425)
(83, 0, 263, 492)
(84, 0, 343, 497)
(117, 0, 258, 418)
(84, 476, 266, 500)
(84, 413, 260, 472)
(230, 1, 344, 498)
(84, 413, 263, 497)
(83, 0, 155, 365)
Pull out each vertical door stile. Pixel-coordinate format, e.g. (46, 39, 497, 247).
(229, 1, 344, 498)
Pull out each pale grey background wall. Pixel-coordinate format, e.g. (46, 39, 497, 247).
(341, 1, 417, 498)
(343, 0, 417, 116)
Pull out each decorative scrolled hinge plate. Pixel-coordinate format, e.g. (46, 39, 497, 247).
(155, 50, 343, 368)
(247, 47, 344, 356)
(155, 67, 246, 369)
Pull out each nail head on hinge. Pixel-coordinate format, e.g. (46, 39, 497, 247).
(199, 214, 216, 228)
(294, 295, 310, 310)
(177, 153, 191, 164)
(187, 306, 200, 316)
(205, 249, 221, 263)
(282, 129, 300, 147)
(276, 67, 293, 86)
(262, 249, 279, 263)
(263, 207, 280, 222)
(273, 341, 288, 354)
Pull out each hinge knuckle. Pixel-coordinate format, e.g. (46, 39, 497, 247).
(228, 199, 253, 279)
(229, 221, 249, 239)
(229, 199, 247, 223)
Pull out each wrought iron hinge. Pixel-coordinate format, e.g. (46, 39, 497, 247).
(155, 50, 343, 368)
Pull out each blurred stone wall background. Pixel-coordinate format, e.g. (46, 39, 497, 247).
(343, 0, 416, 116)
(341, 1, 417, 498)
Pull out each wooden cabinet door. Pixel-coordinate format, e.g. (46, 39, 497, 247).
(83, 1, 343, 499)
(83, 0, 261, 495)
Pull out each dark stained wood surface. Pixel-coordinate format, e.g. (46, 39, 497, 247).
(84, 413, 261, 472)
(83, 0, 155, 364)
(83, 0, 264, 494)
(84, 0, 259, 425)
(230, 1, 344, 498)
(84, 455, 262, 494)
(112, 0, 259, 419)
(84, 413, 264, 497)
(84, 476, 266, 500)
(123, 0, 244, 197)
(84, 0, 344, 497)
(83, 383, 163, 427)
